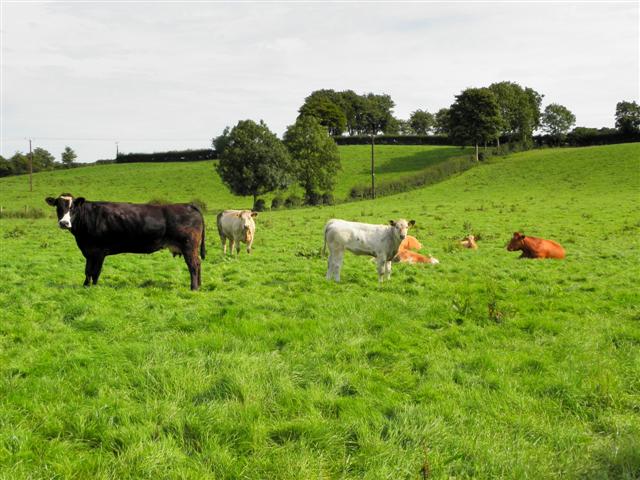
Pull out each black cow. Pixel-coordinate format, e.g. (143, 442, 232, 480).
(45, 193, 206, 290)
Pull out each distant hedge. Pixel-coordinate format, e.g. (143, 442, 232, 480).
(533, 131, 640, 147)
(115, 149, 217, 163)
(349, 154, 477, 200)
(334, 135, 451, 146)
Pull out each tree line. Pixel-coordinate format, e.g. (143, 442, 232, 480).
(213, 89, 639, 207)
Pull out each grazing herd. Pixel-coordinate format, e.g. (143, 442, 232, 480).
(45, 193, 566, 290)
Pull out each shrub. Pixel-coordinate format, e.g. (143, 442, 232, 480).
(321, 192, 335, 205)
(253, 199, 266, 212)
(284, 195, 302, 208)
(271, 196, 284, 210)
(305, 191, 323, 206)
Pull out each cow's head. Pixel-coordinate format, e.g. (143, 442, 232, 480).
(45, 193, 85, 230)
(507, 232, 525, 251)
(237, 210, 257, 242)
(389, 219, 415, 241)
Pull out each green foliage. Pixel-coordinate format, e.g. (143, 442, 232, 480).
(212, 126, 232, 155)
(0, 144, 638, 478)
(298, 90, 347, 136)
(409, 109, 434, 135)
(541, 103, 576, 141)
(615, 100, 640, 134)
(359, 93, 396, 135)
(61, 146, 77, 167)
(434, 108, 451, 135)
(489, 81, 543, 146)
(449, 88, 502, 159)
(215, 119, 293, 202)
(284, 116, 341, 201)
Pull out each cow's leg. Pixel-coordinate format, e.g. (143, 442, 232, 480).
(376, 257, 386, 283)
(229, 239, 235, 256)
(220, 235, 227, 254)
(235, 238, 241, 255)
(384, 261, 392, 281)
(247, 239, 253, 254)
(91, 253, 106, 285)
(331, 249, 344, 282)
(83, 256, 95, 287)
(182, 246, 201, 291)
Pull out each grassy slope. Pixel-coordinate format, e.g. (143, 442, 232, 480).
(0, 145, 470, 211)
(0, 144, 638, 479)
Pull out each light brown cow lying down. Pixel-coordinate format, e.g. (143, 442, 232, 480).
(507, 232, 565, 259)
(460, 235, 478, 249)
(393, 235, 439, 264)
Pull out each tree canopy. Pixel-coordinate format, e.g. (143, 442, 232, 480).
(541, 103, 576, 140)
(409, 109, 434, 135)
(215, 120, 293, 205)
(615, 100, 640, 134)
(61, 146, 77, 167)
(283, 115, 341, 203)
(448, 88, 502, 160)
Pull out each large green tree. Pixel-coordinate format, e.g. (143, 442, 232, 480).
(298, 90, 347, 136)
(215, 120, 293, 206)
(61, 146, 77, 167)
(433, 108, 451, 135)
(449, 88, 502, 161)
(615, 100, 640, 134)
(488, 82, 543, 147)
(541, 103, 576, 142)
(359, 93, 396, 135)
(409, 109, 434, 135)
(283, 116, 341, 203)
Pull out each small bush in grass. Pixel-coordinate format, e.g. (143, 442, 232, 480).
(305, 191, 322, 206)
(271, 196, 284, 210)
(253, 199, 266, 212)
(321, 192, 335, 205)
(284, 195, 302, 208)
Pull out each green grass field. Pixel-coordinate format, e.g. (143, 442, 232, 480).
(1, 143, 639, 479)
(0, 145, 471, 212)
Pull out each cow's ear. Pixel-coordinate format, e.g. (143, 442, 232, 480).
(45, 197, 57, 206)
(409, 220, 416, 227)
(251, 211, 258, 217)
(389, 220, 396, 226)
(74, 197, 85, 207)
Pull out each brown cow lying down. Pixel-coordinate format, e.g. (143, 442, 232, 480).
(507, 232, 565, 259)
(394, 235, 439, 264)
(460, 235, 478, 249)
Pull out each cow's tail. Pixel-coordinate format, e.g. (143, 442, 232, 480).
(322, 223, 328, 256)
(200, 219, 206, 260)
(190, 203, 206, 260)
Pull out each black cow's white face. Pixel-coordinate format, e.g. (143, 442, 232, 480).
(45, 194, 84, 230)
(389, 219, 416, 241)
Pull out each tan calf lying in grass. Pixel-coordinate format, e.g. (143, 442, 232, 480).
(394, 235, 439, 264)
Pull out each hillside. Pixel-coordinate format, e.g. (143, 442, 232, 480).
(1, 143, 638, 479)
(0, 144, 470, 212)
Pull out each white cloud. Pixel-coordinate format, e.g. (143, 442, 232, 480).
(1, 2, 638, 162)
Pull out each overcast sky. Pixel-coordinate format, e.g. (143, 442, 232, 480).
(1, 1, 638, 163)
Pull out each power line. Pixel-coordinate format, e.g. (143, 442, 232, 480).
(2, 137, 211, 142)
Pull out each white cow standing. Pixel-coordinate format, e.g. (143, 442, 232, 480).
(216, 210, 258, 255)
(323, 218, 415, 283)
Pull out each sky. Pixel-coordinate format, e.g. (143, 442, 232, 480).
(1, 1, 638, 163)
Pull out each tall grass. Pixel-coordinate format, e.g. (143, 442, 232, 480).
(0, 143, 638, 478)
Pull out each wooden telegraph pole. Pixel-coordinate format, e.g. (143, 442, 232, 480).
(28, 138, 33, 192)
(370, 134, 375, 199)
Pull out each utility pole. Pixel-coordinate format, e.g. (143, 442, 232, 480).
(115, 141, 119, 159)
(28, 138, 33, 192)
(370, 134, 375, 199)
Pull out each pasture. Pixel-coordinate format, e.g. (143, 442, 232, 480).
(1, 143, 639, 479)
